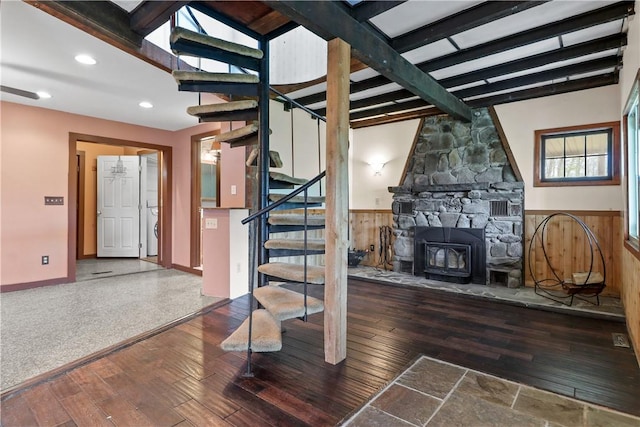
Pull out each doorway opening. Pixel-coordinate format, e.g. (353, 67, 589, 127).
(68, 133, 173, 282)
(191, 130, 221, 268)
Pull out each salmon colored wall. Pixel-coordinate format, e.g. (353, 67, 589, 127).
(0, 101, 226, 287)
(76, 142, 127, 256)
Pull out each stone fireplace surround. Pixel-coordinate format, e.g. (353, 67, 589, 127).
(389, 109, 524, 288)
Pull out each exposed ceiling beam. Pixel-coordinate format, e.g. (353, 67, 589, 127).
(311, 34, 626, 114)
(319, 55, 619, 122)
(292, 1, 633, 106)
(350, 107, 441, 129)
(265, 0, 472, 121)
(26, 0, 195, 74)
(439, 33, 626, 88)
(349, 1, 407, 22)
(349, 98, 431, 120)
(28, 0, 143, 47)
(454, 55, 620, 99)
(130, 1, 189, 37)
(393, 1, 547, 53)
(467, 72, 619, 107)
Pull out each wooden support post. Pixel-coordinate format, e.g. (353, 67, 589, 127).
(324, 38, 350, 365)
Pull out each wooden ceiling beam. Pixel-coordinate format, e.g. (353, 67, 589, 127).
(292, 1, 633, 106)
(349, 1, 407, 22)
(265, 0, 472, 121)
(27, 0, 195, 74)
(129, 1, 189, 37)
(350, 107, 441, 129)
(29, 0, 142, 47)
(440, 33, 627, 88)
(348, 98, 432, 121)
(467, 72, 619, 107)
(393, 1, 547, 53)
(455, 56, 621, 99)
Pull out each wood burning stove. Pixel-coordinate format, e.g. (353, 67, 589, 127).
(414, 227, 485, 284)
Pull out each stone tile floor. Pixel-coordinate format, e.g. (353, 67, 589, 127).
(342, 355, 640, 427)
(348, 266, 624, 320)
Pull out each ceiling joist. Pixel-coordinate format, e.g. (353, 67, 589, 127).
(265, 0, 472, 121)
(293, 1, 632, 107)
(129, 1, 189, 36)
(467, 72, 619, 107)
(350, 1, 407, 22)
(393, 1, 548, 54)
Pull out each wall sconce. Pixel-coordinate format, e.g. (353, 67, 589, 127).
(370, 162, 385, 176)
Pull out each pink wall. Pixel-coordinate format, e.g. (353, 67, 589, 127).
(0, 101, 229, 287)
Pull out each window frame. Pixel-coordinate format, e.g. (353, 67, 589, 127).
(534, 122, 621, 187)
(623, 70, 640, 258)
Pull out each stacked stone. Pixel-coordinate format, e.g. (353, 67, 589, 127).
(389, 108, 524, 288)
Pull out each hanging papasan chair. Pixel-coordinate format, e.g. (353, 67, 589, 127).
(528, 212, 606, 306)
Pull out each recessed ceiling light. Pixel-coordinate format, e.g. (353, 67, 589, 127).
(36, 91, 52, 99)
(75, 54, 97, 65)
(139, 101, 153, 109)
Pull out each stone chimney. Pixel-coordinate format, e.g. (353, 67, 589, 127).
(389, 108, 524, 288)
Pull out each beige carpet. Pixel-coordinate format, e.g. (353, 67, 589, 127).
(341, 355, 640, 427)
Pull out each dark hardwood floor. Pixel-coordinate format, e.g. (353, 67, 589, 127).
(2, 278, 639, 426)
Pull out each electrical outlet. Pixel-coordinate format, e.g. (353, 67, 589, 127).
(42, 255, 49, 265)
(231, 185, 237, 195)
(370, 244, 375, 252)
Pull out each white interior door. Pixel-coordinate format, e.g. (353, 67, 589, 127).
(97, 155, 140, 257)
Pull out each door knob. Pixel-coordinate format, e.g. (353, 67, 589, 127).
(97, 211, 102, 216)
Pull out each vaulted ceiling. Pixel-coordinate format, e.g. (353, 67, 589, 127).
(2, 1, 634, 129)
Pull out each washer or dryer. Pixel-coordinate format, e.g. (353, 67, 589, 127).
(147, 206, 159, 256)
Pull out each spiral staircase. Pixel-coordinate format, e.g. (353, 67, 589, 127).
(171, 26, 326, 372)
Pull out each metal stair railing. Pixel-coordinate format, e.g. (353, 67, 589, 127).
(240, 170, 325, 375)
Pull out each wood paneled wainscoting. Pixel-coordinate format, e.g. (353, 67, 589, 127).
(525, 211, 622, 297)
(349, 210, 394, 268)
(622, 249, 640, 366)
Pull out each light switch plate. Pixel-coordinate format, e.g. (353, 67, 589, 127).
(231, 185, 237, 195)
(205, 218, 218, 229)
(45, 196, 64, 205)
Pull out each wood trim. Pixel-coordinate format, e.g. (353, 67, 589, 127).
(77, 253, 97, 260)
(489, 106, 523, 181)
(622, 71, 640, 263)
(399, 118, 425, 187)
(171, 263, 203, 277)
(525, 210, 622, 217)
(349, 209, 393, 213)
(190, 130, 221, 268)
(76, 151, 86, 259)
(0, 277, 69, 293)
(68, 133, 173, 283)
(533, 121, 621, 187)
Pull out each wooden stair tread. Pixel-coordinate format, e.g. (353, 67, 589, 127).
(219, 309, 281, 352)
(270, 172, 308, 185)
(171, 27, 264, 59)
(265, 238, 325, 251)
(246, 148, 283, 168)
(187, 100, 258, 116)
(268, 214, 325, 226)
(173, 70, 259, 84)
(258, 262, 325, 285)
(254, 286, 324, 321)
(269, 194, 325, 204)
(216, 122, 259, 144)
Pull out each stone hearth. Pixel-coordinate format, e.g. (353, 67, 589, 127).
(389, 108, 524, 287)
